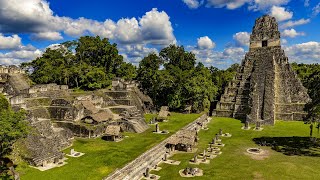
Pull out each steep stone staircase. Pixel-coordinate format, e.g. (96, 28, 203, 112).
(119, 106, 149, 133)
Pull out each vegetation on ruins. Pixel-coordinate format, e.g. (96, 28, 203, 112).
(21, 36, 136, 90)
(0, 94, 29, 178)
(209, 63, 239, 100)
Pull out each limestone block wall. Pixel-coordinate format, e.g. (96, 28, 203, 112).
(55, 121, 105, 138)
(0, 65, 25, 74)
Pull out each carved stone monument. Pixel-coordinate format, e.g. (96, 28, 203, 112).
(163, 153, 167, 161)
(145, 167, 150, 178)
(193, 154, 198, 163)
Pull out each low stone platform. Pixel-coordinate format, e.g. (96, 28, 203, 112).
(207, 147, 221, 151)
(142, 174, 161, 180)
(210, 151, 222, 155)
(241, 126, 251, 130)
(189, 158, 210, 165)
(179, 169, 203, 177)
(153, 131, 170, 135)
(163, 159, 181, 165)
(152, 166, 162, 171)
(30, 158, 68, 171)
(66, 150, 85, 158)
(254, 128, 264, 131)
(221, 133, 232, 137)
(211, 143, 225, 147)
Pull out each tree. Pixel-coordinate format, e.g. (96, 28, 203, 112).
(137, 53, 163, 101)
(137, 47, 217, 112)
(0, 94, 29, 178)
(160, 45, 196, 71)
(303, 69, 320, 135)
(292, 63, 320, 136)
(23, 36, 136, 90)
(210, 63, 239, 100)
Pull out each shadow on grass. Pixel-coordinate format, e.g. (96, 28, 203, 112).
(253, 136, 320, 157)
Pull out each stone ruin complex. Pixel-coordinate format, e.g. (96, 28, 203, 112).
(0, 66, 153, 167)
(215, 15, 310, 125)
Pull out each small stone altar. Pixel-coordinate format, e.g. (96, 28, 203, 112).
(153, 123, 169, 134)
(242, 120, 251, 130)
(66, 149, 85, 158)
(254, 120, 264, 131)
(179, 167, 203, 177)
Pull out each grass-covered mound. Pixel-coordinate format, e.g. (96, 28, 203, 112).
(155, 117, 320, 179)
(17, 113, 201, 180)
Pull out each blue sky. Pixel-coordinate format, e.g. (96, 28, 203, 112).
(0, 0, 319, 69)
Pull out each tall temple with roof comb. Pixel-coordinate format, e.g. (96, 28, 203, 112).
(214, 15, 310, 125)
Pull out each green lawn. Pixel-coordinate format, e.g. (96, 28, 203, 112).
(17, 113, 201, 180)
(154, 117, 320, 180)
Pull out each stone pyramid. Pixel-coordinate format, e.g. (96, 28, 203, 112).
(215, 15, 310, 125)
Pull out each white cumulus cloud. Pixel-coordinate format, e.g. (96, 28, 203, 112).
(197, 36, 215, 49)
(119, 44, 158, 65)
(0, 34, 22, 50)
(0, 1, 176, 46)
(233, 32, 250, 47)
(284, 42, 320, 64)
(203, 0, 291, 11)
(270, 6, 293, 22)
(0, 45, 42, 65)
(183, 0, 202, 9)
(249, 0, 290, 11)
(280, 18, 310, 29)
(31, 31, 63, 41)
(206, 0, 250, 10)
(282, 29, 305, 38)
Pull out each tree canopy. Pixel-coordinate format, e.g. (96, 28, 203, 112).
(292, 63, 320, 136)
(0, 94, 29, 179)
(22, 36, 136, 90)
(137, 45, 223, 112)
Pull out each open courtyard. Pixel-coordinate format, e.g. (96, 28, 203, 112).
(155, 117, 320, 179)
(17, 113, 201, 180)
(16, 115, 320, 180)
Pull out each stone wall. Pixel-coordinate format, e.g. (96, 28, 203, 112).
(0, 65, 25, 74)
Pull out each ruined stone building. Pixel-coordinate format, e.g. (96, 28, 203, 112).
(0, 68, 152, 167)
(215, 15, 310, 125)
